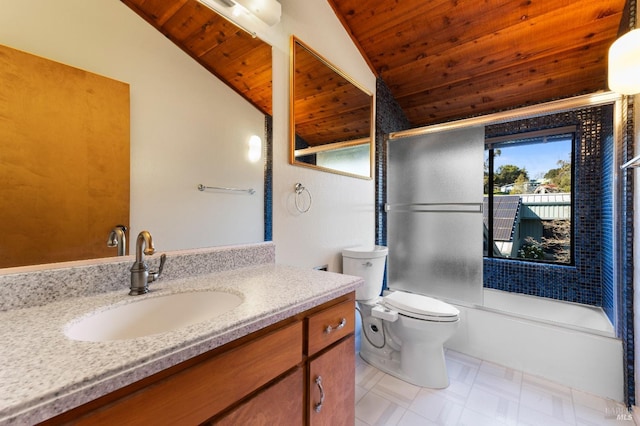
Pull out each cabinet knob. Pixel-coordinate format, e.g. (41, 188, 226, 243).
(314, 376, 325, 413)
(324, 318, 347, 334)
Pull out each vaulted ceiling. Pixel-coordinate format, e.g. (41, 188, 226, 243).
(328, 0, 629, 127)
(122, 0, 629, 128)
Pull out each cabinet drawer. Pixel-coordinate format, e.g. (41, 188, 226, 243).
(72, 321, 303, 425)
(306, 299, 354, 356)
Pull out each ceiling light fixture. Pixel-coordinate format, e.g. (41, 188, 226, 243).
(234, 0, 281, 26)
(608, 29, 640, 95)
(198, 0, 281, 29)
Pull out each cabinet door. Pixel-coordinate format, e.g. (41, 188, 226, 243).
(308, 335, 355, 426)
(212, 368, 303, 425)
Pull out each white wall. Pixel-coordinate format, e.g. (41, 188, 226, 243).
(271, 0, 377, 271)
(0, 0, 265, 253)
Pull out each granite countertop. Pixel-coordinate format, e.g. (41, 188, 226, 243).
(0, 263, 362, 425)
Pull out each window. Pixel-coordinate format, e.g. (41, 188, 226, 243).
(484, 127, 575, 265)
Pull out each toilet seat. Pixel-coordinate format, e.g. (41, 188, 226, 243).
(383, 291, 459, 322)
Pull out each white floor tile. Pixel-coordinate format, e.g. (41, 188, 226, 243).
(371, 373, 421, 408)
(520, 374, 575, 424)
(397, 410, 438, 426)
(473, 368, 521, 402)
(356, 384, 369, 404)
(409, 389, 464, 425)
(438, 354, 479, 405)
(465, 386, 519, 425)
(357, 355, 386, 390)
(445, 350, 482, 369)
(458, 407, 511, 426)
(518, 404, 576, 426)
(355, 418, 370, 426)
(478, 360, 523, 381)
(354, 350, 629, 426)
(356, 390, 406, 425)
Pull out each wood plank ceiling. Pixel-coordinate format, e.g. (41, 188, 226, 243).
(328, 0, 629, 126)
(121, 0, 629, 128)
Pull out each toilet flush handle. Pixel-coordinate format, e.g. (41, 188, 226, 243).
(363, 261, 373, 267)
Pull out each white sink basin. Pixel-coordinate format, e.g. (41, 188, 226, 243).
(65, 291, 243, 342)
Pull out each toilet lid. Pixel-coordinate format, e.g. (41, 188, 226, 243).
(384, 291, 459, 320)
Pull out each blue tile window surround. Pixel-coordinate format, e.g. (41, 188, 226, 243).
(376, 91, 617, 312)
(483, 105, 615, 311)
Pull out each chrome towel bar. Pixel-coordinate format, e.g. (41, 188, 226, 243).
(197, 184, 255, 194)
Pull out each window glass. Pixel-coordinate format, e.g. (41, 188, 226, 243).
(484, 133, 573, 264)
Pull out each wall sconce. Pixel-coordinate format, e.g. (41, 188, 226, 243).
(248, 135, 262, 163)
(608, 29, 640, 95)
(198, 0, 281, 31)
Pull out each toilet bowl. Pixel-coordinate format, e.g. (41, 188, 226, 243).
(343, 246, 460, 389)
(381, 290, 459, 388)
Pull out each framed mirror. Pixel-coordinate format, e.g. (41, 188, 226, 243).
(0, 0, 271, 270)
(290, 36, 374, 179)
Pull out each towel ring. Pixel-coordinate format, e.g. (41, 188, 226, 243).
(294, 183, 312, 213)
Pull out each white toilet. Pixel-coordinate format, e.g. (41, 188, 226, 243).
(343, 245, 460, 389)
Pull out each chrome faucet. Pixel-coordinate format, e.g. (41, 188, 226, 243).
(107, 225, 127, 256)
(129, 230, 166, 295)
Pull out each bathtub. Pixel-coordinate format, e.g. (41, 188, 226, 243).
(446, 289, 624, 402)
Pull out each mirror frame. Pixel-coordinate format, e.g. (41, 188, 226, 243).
(289, 36, 375, 180)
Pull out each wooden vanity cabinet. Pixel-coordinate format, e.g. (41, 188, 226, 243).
(41, 292, 355, 426)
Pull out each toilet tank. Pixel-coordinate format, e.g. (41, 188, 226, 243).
(342, 245, 388, 301)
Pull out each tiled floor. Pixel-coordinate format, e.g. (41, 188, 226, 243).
(355, 349, 634, 426)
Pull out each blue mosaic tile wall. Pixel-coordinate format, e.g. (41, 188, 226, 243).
(601, 116, 615, 322)
(620, 94, 635, 407)
(375, 78, 411, 247)
(264, 115, 273, 241)
(483, 105, 615, 307)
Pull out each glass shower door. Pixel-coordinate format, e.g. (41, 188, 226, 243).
(386, 126, 484, 305)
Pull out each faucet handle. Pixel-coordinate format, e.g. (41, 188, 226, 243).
(157, 253, 166, 276)
(149, 253, 167, 283)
